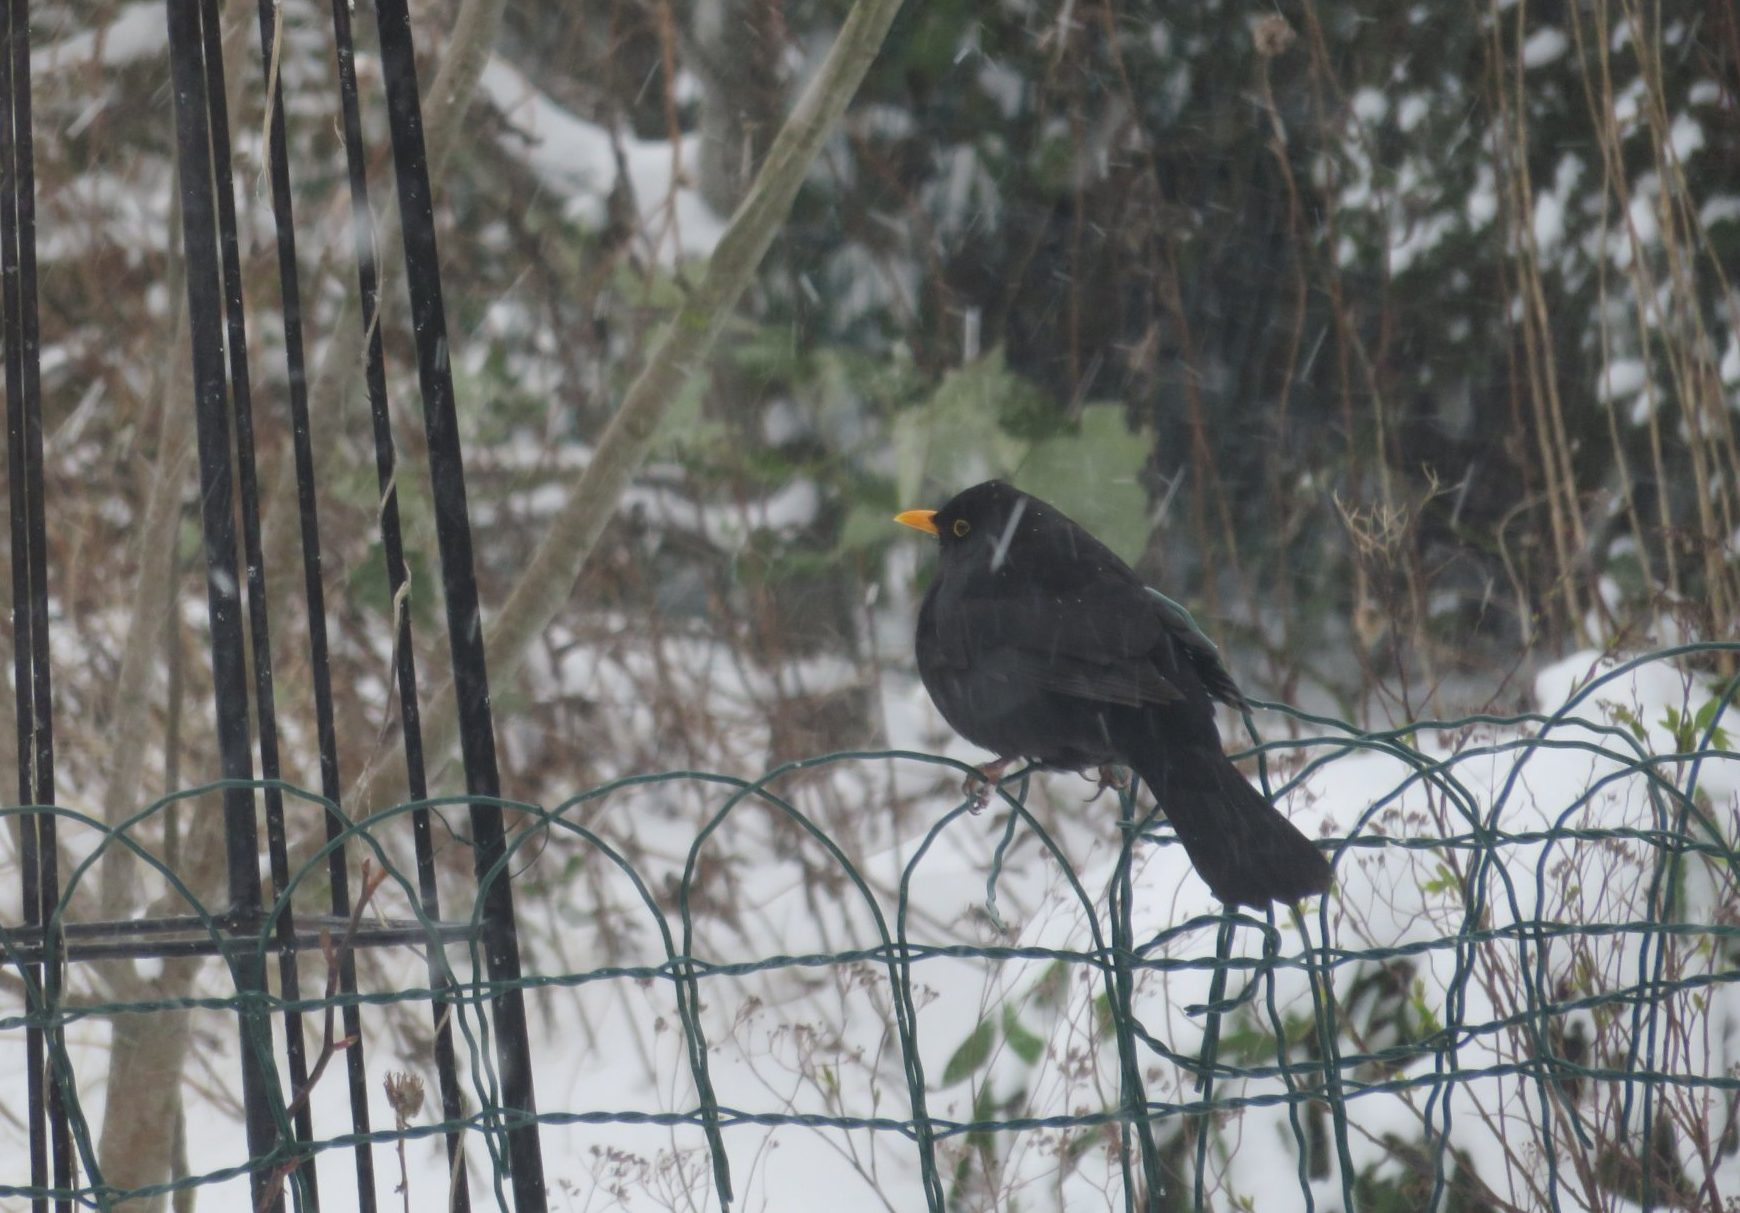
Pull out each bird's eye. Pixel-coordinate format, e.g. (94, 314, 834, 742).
(952, 519, 971, 538)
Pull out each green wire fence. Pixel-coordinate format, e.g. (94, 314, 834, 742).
(3, 643, 1737, 1211)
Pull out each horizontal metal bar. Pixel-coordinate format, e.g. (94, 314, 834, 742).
(1, 915, 473, 965)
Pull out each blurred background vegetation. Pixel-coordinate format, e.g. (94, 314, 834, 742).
(7, 1, 1739, 1205)
(22, 0, 1739, 806)
(475, 0, 1740, 719)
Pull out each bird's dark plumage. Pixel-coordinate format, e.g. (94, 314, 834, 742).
(899, 480, 1331, 907)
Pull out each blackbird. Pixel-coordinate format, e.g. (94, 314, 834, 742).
(895, 480, 1331, 907)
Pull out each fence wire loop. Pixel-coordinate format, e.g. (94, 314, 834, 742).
(4, 642, 1738, 1209)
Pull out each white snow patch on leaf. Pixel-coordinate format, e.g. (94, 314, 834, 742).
(1626, 173, 1661, 247)
(1466, 161, 1498, 228)
(479, 57, 724, 262)
(1523, 26, 1569, 68)
(1670, 112, 1705, 160)
(1533, 188, 1565, 252)
(1390, 211, 1456, 274)
(1701, 196, 1740, 229)
(1352, 87, 1388, 125)
(1599, 356, 1647, 403)
(1396, 93, 1431, 133)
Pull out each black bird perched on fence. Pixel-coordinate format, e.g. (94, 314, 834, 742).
(895, 480, 1332, 907)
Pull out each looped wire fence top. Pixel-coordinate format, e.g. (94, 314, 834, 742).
(4, 642, 1738, 1210)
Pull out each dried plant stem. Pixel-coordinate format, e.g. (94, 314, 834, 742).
(254, 860, 389, 1213)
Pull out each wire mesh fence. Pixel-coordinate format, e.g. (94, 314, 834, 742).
(4, 642, 1737, 1211)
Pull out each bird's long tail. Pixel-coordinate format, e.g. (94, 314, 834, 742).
(1130, 744, 1332, 907)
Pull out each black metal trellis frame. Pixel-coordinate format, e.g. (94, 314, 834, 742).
(3, 2, 547, 1210)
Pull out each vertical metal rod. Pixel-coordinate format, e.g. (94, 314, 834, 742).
(251, 0, 379, 1203)
(369, 3, 546, 1206)
(187, 0, 320, 1202)
(1108, 787, 1162, 1211)
(162, 4, 278, 1207)
(1191, 916, 1236, 1211)
(324, 0, 473, 1201)
(1, 0, 67, 1205)
(0, 4, 45, 1205)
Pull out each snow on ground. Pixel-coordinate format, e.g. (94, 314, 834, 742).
(3, 647, 1736, 1210)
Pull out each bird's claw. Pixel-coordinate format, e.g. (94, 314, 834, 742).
(962, 758, 1014, 812)
(1085, 765, 1130, 803)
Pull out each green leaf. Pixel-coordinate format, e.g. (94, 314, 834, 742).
(1409, 980, 1443, 1038)
(651, 367, 719, 457)
(1001, 1004, 1045, 1065)
(941, 1018, 997, 1087)
(838, 497, 900, 554)
(1692, 694, 1732, 750)
(1608, 704, 1648, 744)
(1014, 402, 1154, 562)
(727, 321, 805, 385)
(1031, 959, 1069, 1009)
(347, 542, 437, 630)
(1421, 863, 1460, 896)
(892, 363, 1155, 564)
(1214, 1024, 1276, 1066)
(893, 348, 1037, 504)
(1029, 126, 1077, 196)
(1092, 992, 1115, 1037)
(1660, 706, 1695, 754)
(968, 1082, 999, 1159)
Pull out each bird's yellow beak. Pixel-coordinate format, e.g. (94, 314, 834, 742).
(893, 508, 939, 536)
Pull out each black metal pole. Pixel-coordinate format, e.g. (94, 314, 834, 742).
(370, 3, 547, 1206)
(1, 0, 68, 1206)
(187, 0, 321, 1201)
(325, 0, 475, 1200)
(162, 3, 279, 1207)
(252, 0, 380, 1201)
(1, 4, 47, 1207)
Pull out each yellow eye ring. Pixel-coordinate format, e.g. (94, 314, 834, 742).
(952, 519, 971, 538)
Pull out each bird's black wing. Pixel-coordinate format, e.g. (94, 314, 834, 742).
(931, 583, 1186, 707)
(1144, 587, 1247, 708)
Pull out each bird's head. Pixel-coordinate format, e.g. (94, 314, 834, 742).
(894, 480, 1037, 566)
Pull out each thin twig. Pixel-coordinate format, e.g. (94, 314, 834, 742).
(254, 860, 389, 1213)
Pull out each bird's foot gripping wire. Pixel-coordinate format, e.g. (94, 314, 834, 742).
(962, 758, 1014, 812)
(1084, 765, 1130, 803)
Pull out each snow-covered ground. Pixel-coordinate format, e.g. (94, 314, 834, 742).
(4, 645, 1736, 1210)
